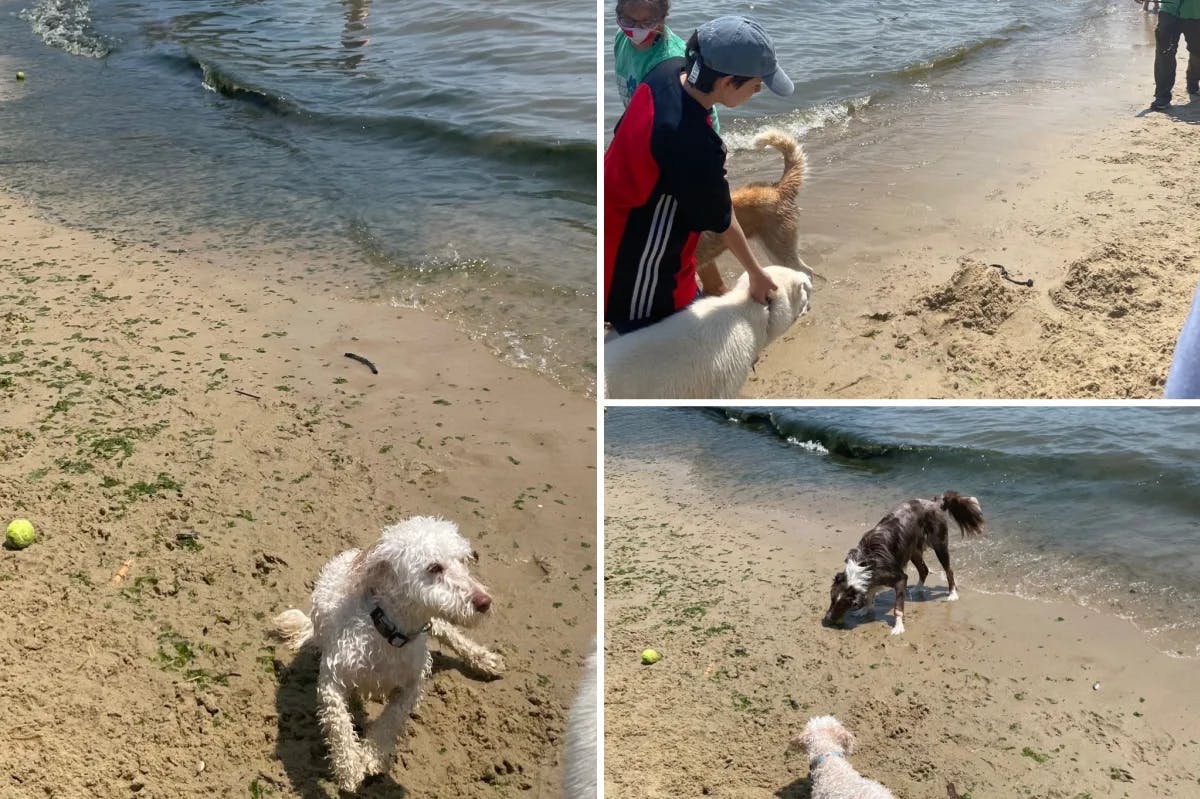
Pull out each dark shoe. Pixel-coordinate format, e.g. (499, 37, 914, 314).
(1150, 97, 1171, 111)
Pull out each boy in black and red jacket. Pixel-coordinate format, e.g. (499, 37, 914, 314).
(604, 15, 793, 334)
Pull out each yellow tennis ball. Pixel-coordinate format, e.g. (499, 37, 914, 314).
(5, 519, 36, 549)
(640, 648, 661, 665)
(15, 71, 25, 81)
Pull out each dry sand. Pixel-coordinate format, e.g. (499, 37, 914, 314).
(604, 460, 1200, 798)
(0, 193, 596, 798)
(708, 79, 1200, 399)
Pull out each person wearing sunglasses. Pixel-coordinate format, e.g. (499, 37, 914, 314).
(614, 1, 722, 133)
(604, 16, 793, 334)
(614, 1, 680, 106)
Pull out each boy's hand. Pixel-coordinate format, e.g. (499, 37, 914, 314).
(747, 268, 778, 305)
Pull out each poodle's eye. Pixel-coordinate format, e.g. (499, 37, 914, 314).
(427, 563, 444, 575)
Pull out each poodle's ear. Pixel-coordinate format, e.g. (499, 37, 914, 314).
(835, 722, 856, 754)
(351, 541, 391, 594)
(788, 729, 812, 754)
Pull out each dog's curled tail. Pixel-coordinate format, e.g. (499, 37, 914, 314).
(273, 608, 314, 651)
(753, 128, 805, 203)
(941, 491, 986, 538)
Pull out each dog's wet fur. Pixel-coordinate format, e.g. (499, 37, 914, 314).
(823, 492, 985, 635)
(696, 129, 809, 295)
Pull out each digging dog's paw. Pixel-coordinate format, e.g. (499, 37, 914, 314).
(474, 649, 506, 678)
(946, 589, 959, 602)
(359, 740, 391, 777)
(334, 761, 367, 793)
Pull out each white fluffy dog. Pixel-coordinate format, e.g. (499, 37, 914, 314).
(274, 516, 504, 792)
(562, 642, 597, 799)
(604, 264, 812, 399)
(790, 716, 896, 799)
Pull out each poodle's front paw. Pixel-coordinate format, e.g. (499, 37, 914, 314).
(360, 736, 398, 777)
(333, 760, 367, 793)
(474, 649, 506, 678)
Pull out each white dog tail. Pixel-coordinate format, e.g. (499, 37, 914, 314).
(273, 608, 314, 651)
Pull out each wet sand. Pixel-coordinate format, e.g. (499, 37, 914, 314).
(706, 20, 1200, 399)
(0, 193, 596, 798)
(604, 459, 1200, 798)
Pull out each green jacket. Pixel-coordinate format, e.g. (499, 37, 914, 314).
(1159, 0, 1200, 20)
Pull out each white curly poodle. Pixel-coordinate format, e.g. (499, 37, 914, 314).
(562, 641, 597, 799)
(789, 715, 896, 799)
(274, 515, 504, 792)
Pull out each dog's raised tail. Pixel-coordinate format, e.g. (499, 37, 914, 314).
(940, 491, 985, 538)
(273, 608, 314, 651)
(753, 128, 805, 203)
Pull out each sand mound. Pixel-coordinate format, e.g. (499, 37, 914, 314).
(916, 259, 1030, 334)
(1050, 242, 1176, 318)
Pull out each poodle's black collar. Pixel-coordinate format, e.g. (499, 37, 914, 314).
(370, 605, 431, 648)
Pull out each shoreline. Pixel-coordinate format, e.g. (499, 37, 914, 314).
(0, 4, 597, 400)
(604, 459, 1200, 797)
(700, 14, 1200, 398)
(0, 192, 596, 797)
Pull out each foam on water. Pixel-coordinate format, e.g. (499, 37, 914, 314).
(785, 437, 829, 455)
(720, 96, 873, 153)
(19, 0, 110, 58)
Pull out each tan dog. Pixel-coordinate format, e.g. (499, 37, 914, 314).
(697, 129, 808, 296)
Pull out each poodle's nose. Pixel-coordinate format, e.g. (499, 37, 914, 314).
(472, 592, 492, 613)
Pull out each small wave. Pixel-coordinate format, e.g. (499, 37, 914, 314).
(724, 409, 920, 460)
(722, 95, 873, 153)
(188, 56, 298, 115)
(166, 53, 592, 179)
(320, 113, 595, 180)
(18, 0, 111, 59)
(896, 32, 1017, 80)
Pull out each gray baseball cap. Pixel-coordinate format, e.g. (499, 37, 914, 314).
(695, 16, 793, 97)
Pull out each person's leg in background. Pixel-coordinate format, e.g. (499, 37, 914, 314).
(1152, 11, 1185, 109)
(1182, 17, 1200, 94)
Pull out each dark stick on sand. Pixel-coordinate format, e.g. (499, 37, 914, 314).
(988, 263, 1034, 288)
(344, 352, 378, 374)
(234, 389, 261, 400)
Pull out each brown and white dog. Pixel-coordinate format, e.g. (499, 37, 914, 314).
(696, 129, 810, 296)
(823, 492, 985, 635)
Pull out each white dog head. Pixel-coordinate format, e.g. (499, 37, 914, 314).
(789, 715, 857, 758)
(356, 515, 493, 627)
(736, 265, 812, 343)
